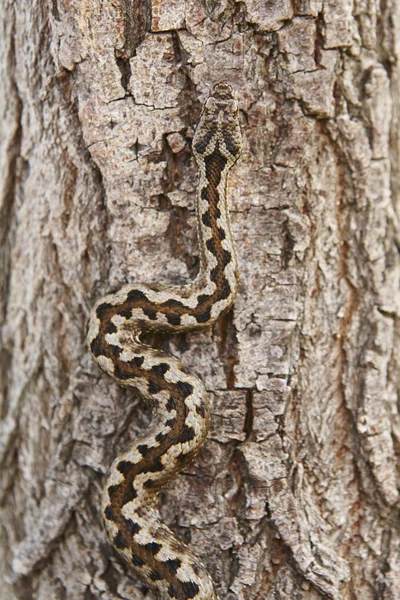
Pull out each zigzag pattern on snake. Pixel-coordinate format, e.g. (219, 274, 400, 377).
(87, 83, 242, 600)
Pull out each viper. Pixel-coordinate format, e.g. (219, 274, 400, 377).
(87, 82, 242, 600)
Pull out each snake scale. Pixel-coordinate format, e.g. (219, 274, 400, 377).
(87, 83, 242, 600)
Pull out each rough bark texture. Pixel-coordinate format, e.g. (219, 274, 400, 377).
(1, 1, 400, 599)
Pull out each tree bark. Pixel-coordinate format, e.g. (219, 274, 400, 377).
(1, 1, 400, 599)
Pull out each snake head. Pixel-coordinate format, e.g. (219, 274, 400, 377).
(193, 82, 242, 167)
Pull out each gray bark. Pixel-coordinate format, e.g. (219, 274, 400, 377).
(1, 1, 400, 599)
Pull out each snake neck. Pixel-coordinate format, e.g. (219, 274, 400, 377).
(87, 152, 238, 364)
(191, 151, 239, 323)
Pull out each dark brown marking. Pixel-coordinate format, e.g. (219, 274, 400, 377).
(117, 461, 134, 475)
(96, 302, 113, 320)
(210, 267, 218, 282)
(166, 397, 175, 411)
(176, 381, 194, 398)
(114, 362, 135, 380)
(143, 308, 157, 320)
(148, 379, 161, 394)
(137, 444, 149, 456)
(217, 227, 226, 240)
(206, 238, 216, 254)
(221, 248, 232, 267)
(125, 519, 141, 535)
(168, 584, 179, 599)
(202, 210, 211, 227)
(143, 479, 155, 489)
(127, 289, 147, 302)
(132, 554, 145, 567)
(122, 485, 138, 504)
(194, 128, 215, 154)
(197, 293, 211, 305)
(144, 541, 162, 555)
(119, 307, 132, 319)
(114, 531, 128, 549)
(152, 363, 170, 376)
(161, 299, 185, 309)
(182, 581, 200, 598)
(195, 308, 212, 324)
(166, 313, 181, 326)
(109, 344, 122, 358)
(105, 321, 117, 334)
(196, 405, 206, 417)
(223, 131, 240, 156)
(143, 457, 163, 473)
(108, 485, 119, 500)
(177, 425, 195, 443)
(164, 558, 182, 574)
(104, 505, 115, 521)
(220, 279, 231, 300)
(131, 356, 144, 367)
(90, 336, 102, 357)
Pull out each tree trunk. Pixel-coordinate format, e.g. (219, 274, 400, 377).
(1, 1, 400, 599)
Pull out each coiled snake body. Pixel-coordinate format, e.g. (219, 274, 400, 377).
(87, 83, 242, 600)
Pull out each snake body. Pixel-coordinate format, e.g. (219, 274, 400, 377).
(87, 83, 242, 600)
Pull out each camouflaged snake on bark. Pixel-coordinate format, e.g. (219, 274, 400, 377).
(87, 82, 242, 600)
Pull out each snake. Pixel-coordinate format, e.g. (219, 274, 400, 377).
(87, 82, 242, 600)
